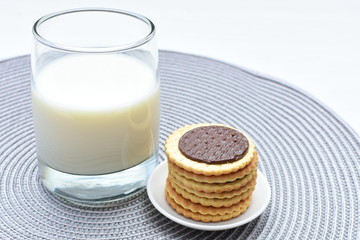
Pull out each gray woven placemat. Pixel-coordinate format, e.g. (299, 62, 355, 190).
(0, 51, 359, 239)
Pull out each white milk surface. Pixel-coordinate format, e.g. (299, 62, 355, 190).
(32, 54, 160, 175)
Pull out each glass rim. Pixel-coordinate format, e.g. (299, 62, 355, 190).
(32, 8, 156, 53)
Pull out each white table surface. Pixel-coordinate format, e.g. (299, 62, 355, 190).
(1, 0, 359, 133)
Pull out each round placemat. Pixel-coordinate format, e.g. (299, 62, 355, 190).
(0, 51, 359, 239)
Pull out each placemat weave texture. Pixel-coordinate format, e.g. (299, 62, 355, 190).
(0, 51, 359, 239)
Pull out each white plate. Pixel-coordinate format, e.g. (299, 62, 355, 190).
(147, 161, 271, 231)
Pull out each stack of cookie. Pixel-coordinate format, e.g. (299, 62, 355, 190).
(165, 124, 258, 222)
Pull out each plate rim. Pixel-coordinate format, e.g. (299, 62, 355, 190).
(147, 160, 271, 231)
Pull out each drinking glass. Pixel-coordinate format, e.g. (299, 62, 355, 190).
(31, 8, 160, 203)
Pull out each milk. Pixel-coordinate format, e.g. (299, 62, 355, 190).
(32, 54, 160, 175)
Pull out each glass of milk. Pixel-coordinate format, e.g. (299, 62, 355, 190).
(31, 9, 160, 203)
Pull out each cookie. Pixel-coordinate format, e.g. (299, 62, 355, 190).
(168, 152, 258, 183)
(165, 192, 252, 222)
(168, 168, 257, 193)
(165, 124, 257, 176)
(169, 174, 257, 199)
(167, 179, 255, 207)
(164, 123, 259, 222)
(165, 179, 252, 216)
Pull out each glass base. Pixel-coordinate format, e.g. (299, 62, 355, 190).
(38, 153, 159, 204)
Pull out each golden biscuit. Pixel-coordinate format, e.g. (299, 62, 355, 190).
(165, 179, 252, 216)
(167, 179, 254, 207)
(168, 152, 258, 183)
(168, 168, 257, 193)
(165, 192, 252, 222)
(165, 181, 251, 215)
(165, 123, 257, 176)
(169, 174, 257, 199)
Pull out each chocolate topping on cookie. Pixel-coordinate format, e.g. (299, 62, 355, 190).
(178, 126, 249, 164)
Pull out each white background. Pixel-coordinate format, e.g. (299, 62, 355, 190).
(0, 0, 359, 133)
